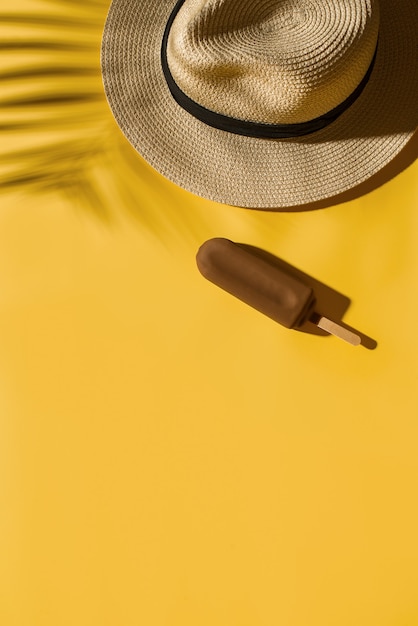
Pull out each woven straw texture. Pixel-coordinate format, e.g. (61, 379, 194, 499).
(101, 0, 418, 208)
(168, 0, 379, 124)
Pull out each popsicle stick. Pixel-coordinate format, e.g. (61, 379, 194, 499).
(314, 315, 361, 346)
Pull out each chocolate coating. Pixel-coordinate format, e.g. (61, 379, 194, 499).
(196, 238, 315, 329)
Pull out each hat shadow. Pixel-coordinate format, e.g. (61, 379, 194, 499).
(250, 130, 418, 212)
(238, 244, 377, 349)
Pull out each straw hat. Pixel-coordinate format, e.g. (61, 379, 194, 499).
(101, 0, 418, 208)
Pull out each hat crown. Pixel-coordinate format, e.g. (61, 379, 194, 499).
(167, 0, 379, 124)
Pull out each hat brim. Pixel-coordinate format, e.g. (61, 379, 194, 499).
(101, 0, 418, 208)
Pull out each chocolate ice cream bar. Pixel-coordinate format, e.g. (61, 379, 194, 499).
(196, 238, 360, 346)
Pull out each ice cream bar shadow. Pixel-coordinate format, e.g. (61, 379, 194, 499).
(196, 239, 377, 350)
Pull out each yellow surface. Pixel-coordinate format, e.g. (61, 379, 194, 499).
(1, 2, 418, 625)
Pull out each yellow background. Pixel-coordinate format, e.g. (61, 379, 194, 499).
(1, 1, 418, 625)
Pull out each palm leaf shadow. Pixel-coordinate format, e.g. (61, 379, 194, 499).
(0, 0, 208, 239)
(0, 4, 106, 193)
